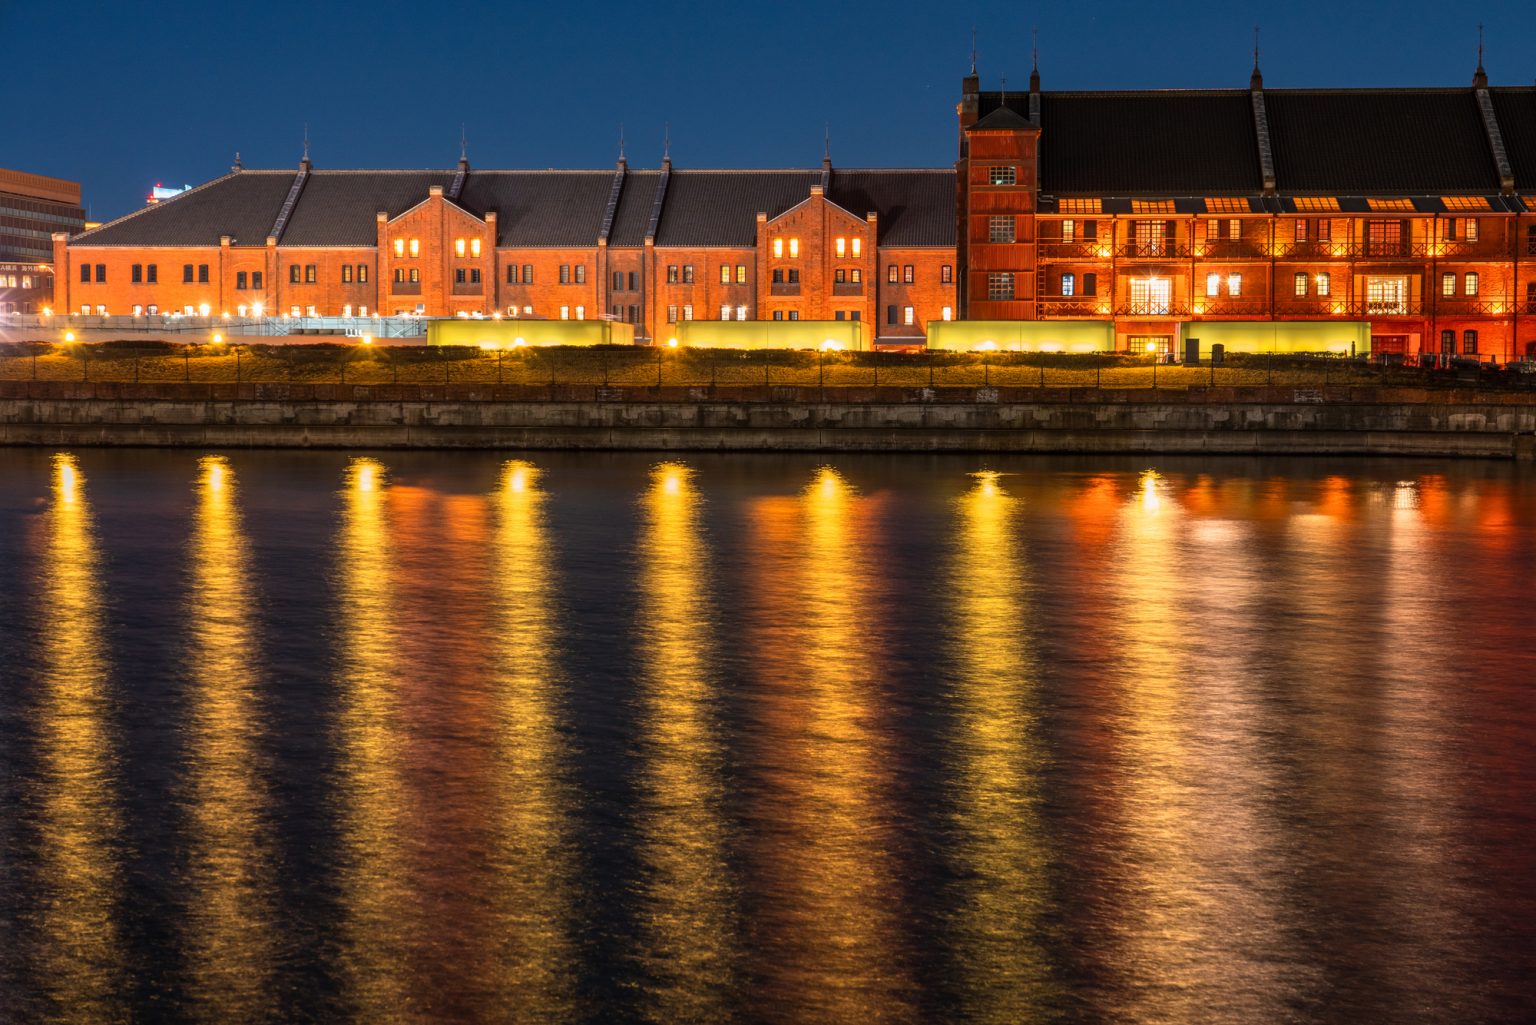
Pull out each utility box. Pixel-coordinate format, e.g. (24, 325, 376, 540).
(1211, 343, 1225, 365)
(1184, 338, 1200, 364)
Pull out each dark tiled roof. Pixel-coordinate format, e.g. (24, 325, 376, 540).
(828, 170, 956, 246)
(654, 170, 821, 246)
(457, 171, 616, 246)
(1265, 89, 1498, 194)
(71, 171, 296, 246)
(970, 104, 1034, 131)
(282, 171, 455, 245)
(1490, 88, 1536, 192)
(1033, 91, 1262, 195)
(608, 170, 661, 246)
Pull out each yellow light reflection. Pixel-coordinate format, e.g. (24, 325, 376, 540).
(634, 462, 736, 1020)
(33, 453, 124, 1022)
(487, 460, 578, 1021)
(948, 471, 1055, 1020)
(335, 457, 409, 1018)
(182, 456, 276, 1022)
(744, 467, 909, 1021)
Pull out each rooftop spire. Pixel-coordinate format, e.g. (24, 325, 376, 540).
(1250, 26, 1264, 90)
(232, 150, 242, 172)
(301, 123, 311, 170)
(1474, 23, 1488, 87)
(1029, 27, 1040, 92)
(662, 122, 671, 167)
(970, 26, 977, 75)
(459, 124, 468, 164)
(823, 122, 831, 163)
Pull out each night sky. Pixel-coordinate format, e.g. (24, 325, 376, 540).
(5, 0, 1534, 221)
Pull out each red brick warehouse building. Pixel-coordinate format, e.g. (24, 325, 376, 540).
(957, 56, 1536, 359)
(50, 55, 1536, 357)
(51, 150, 956, 345)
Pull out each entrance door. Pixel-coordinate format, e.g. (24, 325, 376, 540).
(1372, 335, 1408, 355)
(1365, 276, 1408, 316)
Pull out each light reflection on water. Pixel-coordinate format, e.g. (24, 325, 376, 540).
(28, 454, 124, 1024)
(1, 450, 1534, 1025)
(181, 456, 277, 1022)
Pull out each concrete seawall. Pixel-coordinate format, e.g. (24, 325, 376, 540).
(3, 381, 1535, 457)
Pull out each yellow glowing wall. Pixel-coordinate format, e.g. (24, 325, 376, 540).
(1177, 321, 1371, 356)
(672, 319, 867, 351)
(927, 320, 1116, 353)
(426, 318, 636, 348)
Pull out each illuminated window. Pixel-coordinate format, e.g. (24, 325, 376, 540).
(1131, 200, 1175, 215)
(342, 265, 353, 283)
(470, 239, 481, 258)
(835, 237, 846, 257)
(720, 264, 731, 283)
(1295, 197, 1341, 212)
(576, 265, 586, 284)
(304, 264, 316, 283)
(720, 304, 731, 320)
(1316, 272, 1330, 296)
(904, 265, 914, 284)
(1465, 272, 1479, 296)
(290, 265, 302, 284)
(1442, 196, 1490, 211)
(410, 268, 420, 283)
(1227, 273, 1242, 296)
(1228, 218, 1241, 239)
(788, 310, 798, 321)
(736, 304, 747, 319)
(667, 265, 678, 284)
(667, 304, 678, 323)
(1294, 220, 1309, 242)
(1062, 219, 1075, 242)
(560, 305, 570, 320)
(1062, 273, 1076, 296)
(1367, 198, 1415, 212)
(682, 265, 693, 284)
(987, 272, 1014, 301)
(132, 304, 143, 315)
(942, 306, 953, 321)
(904, 306, 914, 326)
(789, 238, 799, 258)
(773, 238, 783, 258)
(1059, 198, 1101, 214)
(393, 239, 404, 257)
(1206, 273, 1221, 296)
(988, 215, 1015, 243)
(682, 304, 693, 320)
(342, 304, 352, 317)
(1206, 197, 1248, 214)
(941, 265, 953, 284)
(455, 238, 466, 258)
(1294, 272, 1308, 296)
(887, 264, 898, 283)
(851, 239, 861, 257)
(1466, 219, 1480, 242)
(850, 268, 861, 283)
(835, 269, 846, 284)
(773, 311, 783, 321)
(1442, 272, 1457, 296)
(736, 264, 747, 282)
(989, 165, 1017, 186)
(575, 305, 584, 320)
(409, 239, 420, 257)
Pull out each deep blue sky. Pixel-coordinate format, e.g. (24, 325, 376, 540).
(4, 0, 1533, 220)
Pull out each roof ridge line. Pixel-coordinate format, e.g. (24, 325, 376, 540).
(69, 170, 247, 242)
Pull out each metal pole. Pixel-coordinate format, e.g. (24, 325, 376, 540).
(236, 348, 241, 386)
(497, 350, 503, 385)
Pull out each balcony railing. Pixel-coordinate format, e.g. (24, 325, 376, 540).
(1118, 242, 1192, 260)
(1433, 298, 1515, 317)
(391, 281, 422, 295)
(1192, 241, 1265, 260)
(770, 282, 801, 296)
(1037, 299, 1111, 318)
(832, 282, 864, 296)
(1114, 301, 1189, 317)
(1038, 241, 1112, 260)
(1189, 300, 1270, 317)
